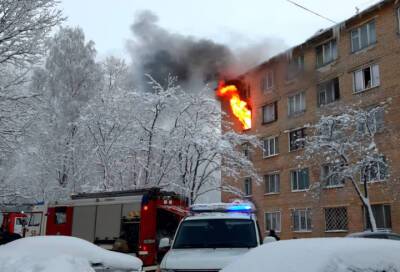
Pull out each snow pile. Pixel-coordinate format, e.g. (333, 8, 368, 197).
(0, 236, 142, 272)
(222, 238, 400, 272)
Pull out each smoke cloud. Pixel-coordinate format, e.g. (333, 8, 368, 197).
(127, 10, 287, 89)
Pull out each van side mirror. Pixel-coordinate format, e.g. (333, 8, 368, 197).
(159, 237, 171, 249)
(263, 236, 277, 244)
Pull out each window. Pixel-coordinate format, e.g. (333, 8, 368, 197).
(244, 178, 252, 196)
(292, 208, 312, 231)
(287, 55, 304, 80)
(353, 64, 380, 93)
(54, 207, 67, 225)
(316, 40, 337, 67)
(291, 168, 310, 191)
(261, 71, 274, 92)
(364, 204, 392, 230)
(242, 143, 250, 159)
(397, 7, 400, 32)
(265, 212, 281, 232)
(263, 136, 279, 158)
(288, 92, 306, 116)
(317, 78, 340, 106)
(289, 128, 306, 151)
(262, 102, 277, 124)
(321, 164, 344, 188)
(357, 107, 384, 134)
(324, 207, 348, 231)
(361, 156, 388, 183)
(265, 173, 280, 194)
(351, 20, 376, 52)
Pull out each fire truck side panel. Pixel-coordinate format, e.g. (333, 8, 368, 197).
(45, 207, 73, 236)
(95, 204, 122, 245)
(71, 205, 96, 242)
(138, 199, 157, 266)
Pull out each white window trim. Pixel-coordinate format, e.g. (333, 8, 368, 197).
(317, 40, 337, 66)
(292, 208, 312, 232)
(352, 64, 380, 93)
(324, 207, 349, 232)
(262, 136, 279, 158)
(318, 78, 339, 106)
(265, 211, 281, 232)
(290, 168, 310, 192)
(263, 71, 274, 92)
(360, 162, 387, 184)
(264, 172, 280, 195)
(351, 20, 376, 52)
(288, 92, 306, 116)
(262, 102, 277, 124)
(321, 164, 345, 189)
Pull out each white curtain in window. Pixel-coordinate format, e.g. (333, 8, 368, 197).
(372, 64, 380, 87)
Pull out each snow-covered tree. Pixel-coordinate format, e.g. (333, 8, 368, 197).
(300, 105, 390, 231)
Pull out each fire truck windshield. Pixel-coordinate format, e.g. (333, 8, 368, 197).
(173, 219, 257, 249)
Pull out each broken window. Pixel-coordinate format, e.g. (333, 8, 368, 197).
(325, 207, 348, 231)
(353, 64, 380, 93)
(351, 20, 376, 52)
(317, 78, 340, 106)
(289, 128, 306, 151)
(262, 102, 277, 123)
(288, 92, 306, 116)
(316, 40, 337, 67)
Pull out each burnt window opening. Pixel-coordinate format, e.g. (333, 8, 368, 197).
(318, 78, 340, 106)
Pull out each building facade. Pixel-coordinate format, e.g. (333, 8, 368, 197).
(221, 0, 400, 239)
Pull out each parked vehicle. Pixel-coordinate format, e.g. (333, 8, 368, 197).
(159, 201, 265, 272)
(40, 188, 187, 270)
(0, 235, 142, 271)
(347, 231, 400, 240)
(221, 238, 400, 272)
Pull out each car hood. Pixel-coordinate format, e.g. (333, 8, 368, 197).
(162, 248, 251, 270)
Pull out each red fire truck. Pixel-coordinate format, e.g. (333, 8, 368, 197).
(43, 188, 188, 269)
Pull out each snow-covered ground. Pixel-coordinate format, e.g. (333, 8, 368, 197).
(222, 238, 400, 272)
(0, 236, 142, 272)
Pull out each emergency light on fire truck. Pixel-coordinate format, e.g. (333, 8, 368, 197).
(189, 200, 255, 214)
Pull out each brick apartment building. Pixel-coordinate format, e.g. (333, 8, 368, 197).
(221, 0, 400, 239)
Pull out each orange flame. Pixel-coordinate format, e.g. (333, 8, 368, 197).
(216, 81, 251, 130)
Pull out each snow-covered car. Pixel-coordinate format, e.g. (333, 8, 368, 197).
(0, 236, 142, 272)
(347, 231, 400, 240)
(159, 202, 264, 271)
(222, 238, 400, 272)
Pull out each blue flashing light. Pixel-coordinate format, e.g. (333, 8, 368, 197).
(226, 204, 253, 212)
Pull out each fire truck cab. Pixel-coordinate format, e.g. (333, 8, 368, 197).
(159, 202, 263, 272)
(44, 188, 187, 270)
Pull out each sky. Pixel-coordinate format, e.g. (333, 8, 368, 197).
(59, 0, 381, 60)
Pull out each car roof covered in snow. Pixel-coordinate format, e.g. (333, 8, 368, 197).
(221, 238, 400, 272)
(0, 236, 142, 271)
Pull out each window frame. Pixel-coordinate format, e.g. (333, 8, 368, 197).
(288, 92, 306, 116)
(317, 78, 340, 106)
(397, 7, 400, 33)
(360, 156, 388, 184)
(244, 177, 252, 196)
(316, 39, 338, 67)
(262, 102, 277, 124)
(288, 128, 306, 152)
(351, 20, 377, 53)
(292, 208, 312, 232)
(265, 211, 281, 232)
(265, 172, 280, 194)
(287, 55, 305, 80)
(262, 136, 279, 158)
(290, 168, 310, 192)
(242, 143, 250, 160)
(321, 164, 345, 188)
(364, 204, 392, 231)
(352, 64, 380, 93)
(324, 207, 349, 232)
(261, 70, 274, 92)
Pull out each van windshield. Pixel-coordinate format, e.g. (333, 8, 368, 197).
(173, 219, 257, 249)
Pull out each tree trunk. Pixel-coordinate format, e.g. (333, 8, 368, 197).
(364, 200, 378, 232)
